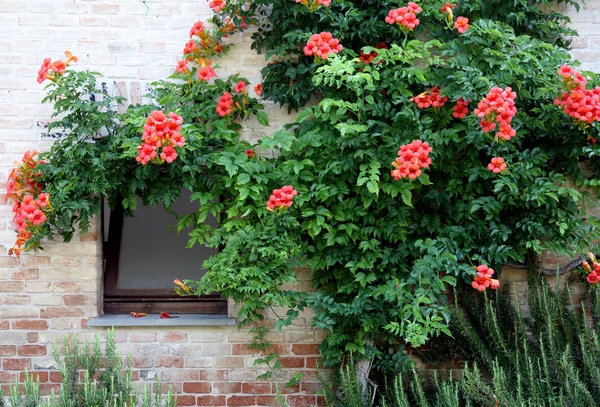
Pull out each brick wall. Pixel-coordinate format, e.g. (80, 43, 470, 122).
(0, 0, 599, 406)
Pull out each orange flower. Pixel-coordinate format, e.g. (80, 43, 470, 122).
(174, 278, 191, 293)
(64, 51, 78, 65)
(254, 83, 263, 96)
(454, 16, 469, 34)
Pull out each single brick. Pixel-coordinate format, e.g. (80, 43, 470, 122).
(51, 281, 81, 292)
(18, 345, 47, 356)
(227, 395, 256, 406)
(287, 395, 316, 407)
(20, 256, 50, 267)
(49, 372, 63, 382)
(292, 344, 320, 355)
(91, 4, 119, 14)
(197, 395, 226, 406)
(279, 357, 304, 369)
(301, 382, 322, 394)
(130, 357, 153, 368)
(63, 294, 96, 306)
(40, 307, 84, 318)
(199, 370, 228, 381)
(156, 357, 184, 368)
(175, 395, 196, 406)
(215, 357, 244, 368)
(241, 382, 270, 394)
(256, 396, 280, 406)
(161, 332, 188, 343)
(3, 358, 32, 370)
(306, 357, 320, 369)
(0, 345, 16, 356)
(213, 381, 241, 394)
(20, 371, 48, 382)
(0, 281, 23, 292)
(183, 381, 211, 394)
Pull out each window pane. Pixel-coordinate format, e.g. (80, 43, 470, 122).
(116, 192, 217, 290)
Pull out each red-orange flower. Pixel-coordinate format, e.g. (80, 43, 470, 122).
(454, 16, 469, 33)
(471, 264, 500, 292)
(487, 157, 507, 174)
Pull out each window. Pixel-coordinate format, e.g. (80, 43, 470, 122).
(102, 191, 226, 315)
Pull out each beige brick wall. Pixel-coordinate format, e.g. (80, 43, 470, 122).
(557, 0, 600, 73)
(0, 1, 314, 406)
(0, 0, 599, 405)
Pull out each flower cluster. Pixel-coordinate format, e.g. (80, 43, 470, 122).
(216, 92, 234, 117)
(474, 87, 518, 141)
(267, 186, 298, 211)
(487, 157, 507, 174)
(391, 140, 433, 181)
(385, 3, 423, 31)
(234, 80, 246, 94)
(471, 265, 500, 292)
(359, 42, 388, 64)
(7, 151, 52, 257)
(303, 32, 343, 61)
(176, 21, 223, 80)
(452, 98, 470, 118)
(198, 66, 217, 81)
(582, 253, 600, 285)
(454, 16, 469, 33)
(554, 65, 600, 126)
(208, 0, 226, 12)
(412, 87, 449, 109)
(136, 111, 185, 165)
(176, 60, 189, 74)
(296, 0, 331, 12)
(37, 51, 78, 84)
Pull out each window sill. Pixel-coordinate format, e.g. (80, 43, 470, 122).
(88, 314, 236, 327)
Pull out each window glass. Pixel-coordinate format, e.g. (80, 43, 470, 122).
(115, 192, 217, 290)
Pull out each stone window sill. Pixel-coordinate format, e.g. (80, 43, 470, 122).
(88, 314, 236, 327)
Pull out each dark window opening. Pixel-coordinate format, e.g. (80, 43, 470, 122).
(102, 192, 225, 315)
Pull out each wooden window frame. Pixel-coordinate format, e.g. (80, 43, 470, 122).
(102, 200, 226, 315)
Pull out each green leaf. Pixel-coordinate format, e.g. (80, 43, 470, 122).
(256, 111, 270, 126)
(401, 189, 413, 208)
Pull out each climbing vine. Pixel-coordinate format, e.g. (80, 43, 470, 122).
(7, 0, 600, 376)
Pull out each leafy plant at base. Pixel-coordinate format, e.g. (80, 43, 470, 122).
(376, 274, 600, 407)
(0, 330, 175, 407)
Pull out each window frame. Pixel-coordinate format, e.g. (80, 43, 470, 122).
(102, 198, 226, 315)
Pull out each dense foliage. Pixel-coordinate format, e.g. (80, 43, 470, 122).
(8, 0, 600, 375)
(249, 0, 580, 110)
(261, 20, 600, 368)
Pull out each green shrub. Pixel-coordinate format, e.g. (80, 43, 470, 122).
(0, 330, 176, 407)
(323, 274, 600, 406)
